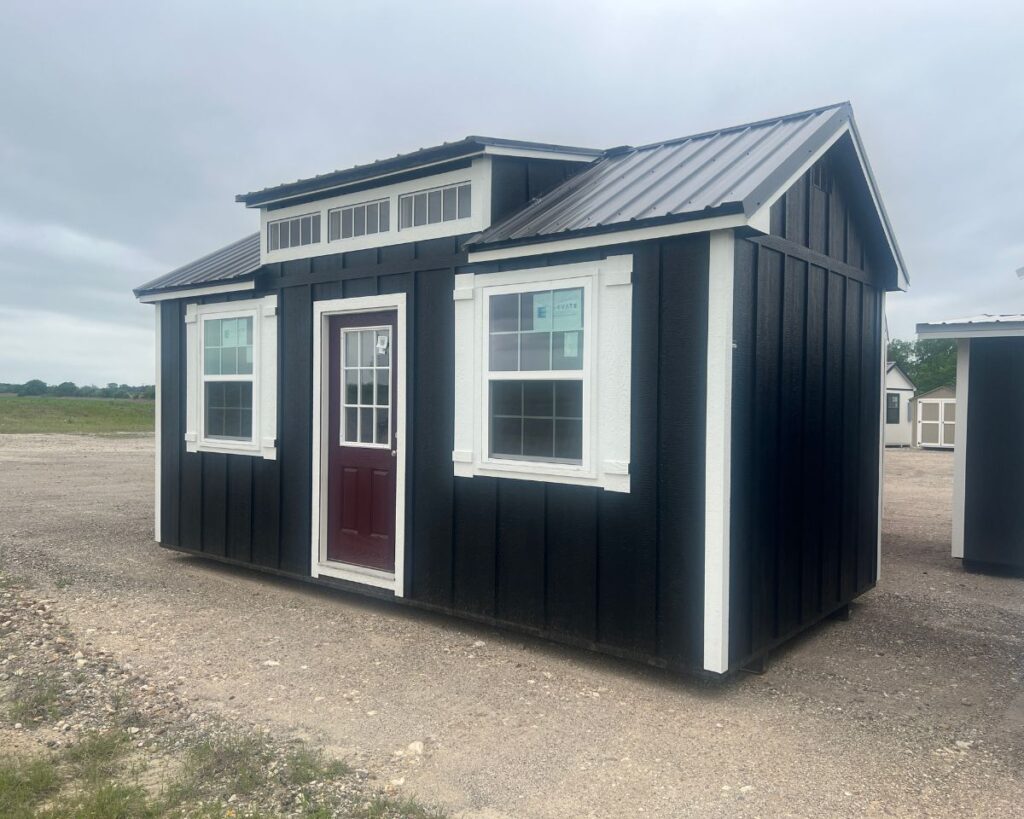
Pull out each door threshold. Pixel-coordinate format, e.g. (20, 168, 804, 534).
(316, 561, 397, 592)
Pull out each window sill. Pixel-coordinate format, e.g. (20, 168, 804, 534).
(455, 457, 629, 493)
(186, 436, 277, 459)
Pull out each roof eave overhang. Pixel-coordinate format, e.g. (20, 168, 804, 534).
(464, 204, 747, 263)
(236, 142, 601, 210)
(917, 321, 1024, 340)
(740, 106, 909, 292)
(135, 276, 257, 303)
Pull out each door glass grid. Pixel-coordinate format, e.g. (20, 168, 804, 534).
(342, 328, 391, 446)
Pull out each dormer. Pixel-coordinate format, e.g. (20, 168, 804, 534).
(235, 137, 602, 265)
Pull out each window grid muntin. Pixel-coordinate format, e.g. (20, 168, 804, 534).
(340, 327, 392, 448)
(487, 287, 585, 373)
(482, 278, 591, 469)
(268, 212, 321, 252)
(328, 198, 390, 242)
(200, 312, 258, 444)
(489, 380, 583, 463)
(398, 182, 471, 230)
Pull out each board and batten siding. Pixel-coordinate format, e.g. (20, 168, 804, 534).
(728, 151, 885, 668)
(963, 337, 1024, 572)
(158, 233, 713, 671)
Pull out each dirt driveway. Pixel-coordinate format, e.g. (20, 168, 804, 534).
(1, 435, 1021, 817)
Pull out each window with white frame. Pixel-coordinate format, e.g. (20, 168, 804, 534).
(185, 297, 278, 459)
(398, 182, 470, 230)
(328, 198, 390, 242)
(452, 256, 632, 492)
(268, 212, 321, 252)
(487, 286, 585, 463)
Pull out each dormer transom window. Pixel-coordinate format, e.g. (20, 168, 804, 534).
(268, 212, 321, 252)
(398, 182, 471, 230)
(328, 198, 390, 242)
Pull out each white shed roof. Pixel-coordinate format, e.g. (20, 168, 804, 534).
(917, 314, 1024, 339)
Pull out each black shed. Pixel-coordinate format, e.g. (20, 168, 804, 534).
(917, 316, 1024, 575)
(134, 102, 907, 675)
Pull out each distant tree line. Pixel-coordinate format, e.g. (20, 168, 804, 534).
(0, 380, 155, 400)
(887, 338, 957, 395)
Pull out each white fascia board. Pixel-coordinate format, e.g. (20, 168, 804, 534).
(467, 212, 748, 264)
(917, 324, 1024, 340)
(703, 229, 735, 675)
(482, 145, 601, 163)
(138, 280, 256, 303)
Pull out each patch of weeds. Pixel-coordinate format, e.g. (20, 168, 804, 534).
(356, 794, 449, 819)
(61, 731, 130, 783)
(6, 673, 66, 724)
(44, 781, 157, 819)
(163, 732, 274, 808)
(0, 755, 59, 817)
(52, 576, 74, 590)
(282, 745, 352, 788)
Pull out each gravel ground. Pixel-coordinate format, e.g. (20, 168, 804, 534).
(0, 434, 1021, 817)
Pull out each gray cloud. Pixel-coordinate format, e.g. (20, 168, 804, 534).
(1, 0, 1021, 383)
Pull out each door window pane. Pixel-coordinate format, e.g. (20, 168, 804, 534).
(341, 326, 393, 446)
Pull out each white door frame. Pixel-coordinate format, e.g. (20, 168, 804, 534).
(311, 293, 407, 596)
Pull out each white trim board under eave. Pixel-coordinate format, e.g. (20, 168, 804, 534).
(703, 229, 735, 675)
(466, 213, 749, 264)
(951, 339, 970, 559)
(137, 280, 256, 303)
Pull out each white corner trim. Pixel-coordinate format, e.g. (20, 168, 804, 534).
(951, 339, 970, 559)
(703, 229, 735, 675)
(452, 256, 633, 493)
(310, 293, 408, 597)
(138, 280, 256, 303)
(184, 296, 279, 459)
(466, 213, 749, 264)
(154, 306, 162, 544)
(877, 292, 886, 580)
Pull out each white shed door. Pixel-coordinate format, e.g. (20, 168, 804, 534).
(918, 398, 955, 449)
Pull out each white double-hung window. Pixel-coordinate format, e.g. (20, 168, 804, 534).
(184, 296, 278, 459)
(453, 256, 632, 492)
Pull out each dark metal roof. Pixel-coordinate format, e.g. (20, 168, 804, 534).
(236, 136, 602, 208)
(468, 104, 854, 249)
(134, 233, 260, 297)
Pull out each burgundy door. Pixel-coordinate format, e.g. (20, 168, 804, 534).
(326, 311, 397, 572)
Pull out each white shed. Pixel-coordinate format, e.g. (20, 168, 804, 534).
(884, 362, 915, 446)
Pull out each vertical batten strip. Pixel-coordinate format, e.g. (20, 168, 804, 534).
(951, 339, 970, 559)
(154, 306, 162, 543)
(703, 229, 735, 674)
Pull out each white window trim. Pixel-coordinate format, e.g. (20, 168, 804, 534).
(453, 256, 632, 493)
(184, 296, 278, 459)
(261, 158, 493, 263)
(311, 294, 407, 597)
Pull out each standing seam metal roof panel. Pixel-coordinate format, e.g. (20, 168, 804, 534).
(134, 233, 261, 295)
(469, 104, 849, 246)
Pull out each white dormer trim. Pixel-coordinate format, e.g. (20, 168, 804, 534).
(259, 157, 493, 265)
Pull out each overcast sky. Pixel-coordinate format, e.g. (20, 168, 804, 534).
(1, 0, 1021, 384)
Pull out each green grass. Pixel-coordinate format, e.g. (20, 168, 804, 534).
(0, 756, 59, 817)
(0, 395, 154, 434)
